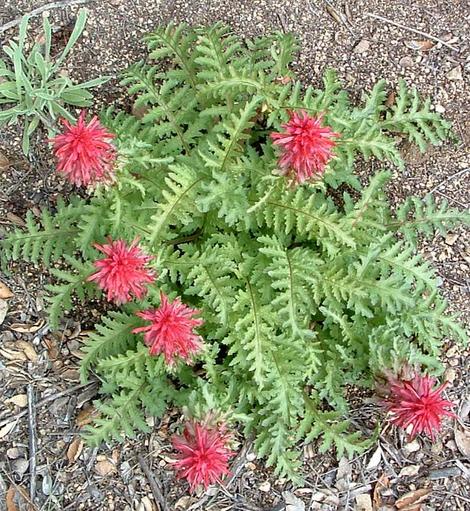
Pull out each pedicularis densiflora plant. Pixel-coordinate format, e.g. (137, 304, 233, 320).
(2, 24, 469, 486)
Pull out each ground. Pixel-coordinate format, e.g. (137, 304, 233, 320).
(0, 0, 469, 510)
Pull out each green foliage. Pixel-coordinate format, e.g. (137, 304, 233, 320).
(1, 24, 467, 482)
(0, 9, 109, 153)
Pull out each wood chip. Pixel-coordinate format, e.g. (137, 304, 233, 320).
(445, 233, 458, 246)
(447, 66, 463, 81)
(355, 493, 373, 511)
(175, 496, 197, 510)
(258, 480, 271, 492)
(0, 299, 8, 326)
(403, 439, 420, 453)
(0, 282, 13, 299)
(399, 56, 414, 68)
(354, 39, 370, 53)
(5, 394, 28, 408)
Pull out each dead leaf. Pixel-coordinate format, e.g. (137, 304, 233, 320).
(9, 321, 44, 333)
(366, 445, 382, 470)
(275, 76, 292, 85)
(5, 394, 28, 408)
(175, 496, 197, 510)
(386, 91, 396, 108)
(132, 103, 149, 119)
(15, 341, 37, 362)
(60, 368, 80, 381)
(336, 456, 352, 480)
(395, 489, 431, 509)
(403, 439, 420, 454)
(95, 459, 116, 476)
(0, 347, 27, 362)
(398, 465, 420, 477)
(5, 484, 29, 511)
(405, 40, 435, 51)
(455, 428, 470, 458)
(0, 420, 17, 439)
(373, 473, 390, 509)
(355, 493, 373, 511)
(0, 299, 8, 325)
(0, 281, 13, 299)
(6, 213, 25, 227)
(76, 405, 98, 427)
(0, 151, 9, 171)
(67, 437, 84, 463)
(44, 338, 59, 360)
(6, 487, 17, 511)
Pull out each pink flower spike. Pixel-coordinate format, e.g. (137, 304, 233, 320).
(382, 372, 456, 440)
(171, 419, 234, 492)
(87, 238, 155, 304)
(133, 292, 203, 365)
(271, 110, 339, 184)
(51, 110, 116, 187)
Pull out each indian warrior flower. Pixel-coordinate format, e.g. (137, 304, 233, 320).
(87, 238, 155, 304)
(271, 110, 339, 184)
(51, 110, 116, 187)
(382, 372, 455, 440)
(133, 292, 203, 364)
(171, 419, 234, 491)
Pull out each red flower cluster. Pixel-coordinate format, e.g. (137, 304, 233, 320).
(51, 111, 116, 187)
(382, 372, 455, 440)
(172, 419, 234, 492)
(133, 292, 203, 365)
(271, 110, 339, 184)
(87, 238, 155, 304)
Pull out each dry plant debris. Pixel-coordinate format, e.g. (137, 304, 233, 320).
(1, 0, 469, 509)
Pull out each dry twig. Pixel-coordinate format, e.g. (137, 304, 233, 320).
(138, 454, 169, 511)
(365, 12, 460, 52)
(429, 167, 469, 194)
(0, 0, 93, 35)
(323, 0, 355, 37)
(0, 382, 96, 428)
(27, 384, 38, 502)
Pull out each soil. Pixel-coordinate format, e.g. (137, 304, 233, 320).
(0, 1, 469, 510)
